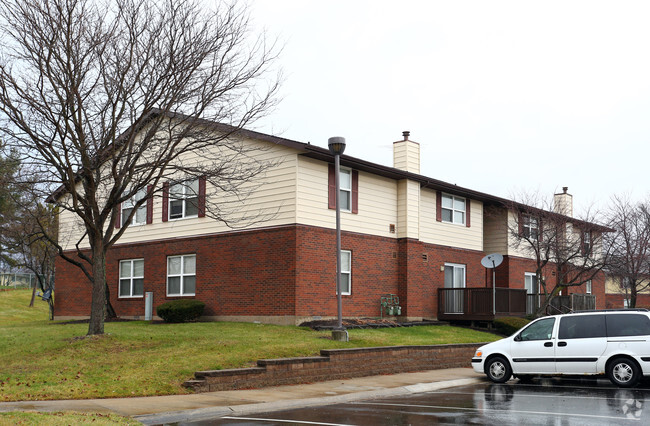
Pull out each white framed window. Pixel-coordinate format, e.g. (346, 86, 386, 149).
(441, 194, 466, 225)
(585, 279, 592, 294)
(525, 272, 538, 294)
(337, 250, 351, 295)
(339, 168, 352, 212)
(119, 259, 144, 298)
(169, 179, 199, 220)
(523, 215, 539, 240)
(167, 254, 196, 296)
(122, 188, 147, 226)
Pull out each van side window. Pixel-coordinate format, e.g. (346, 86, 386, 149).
(559, 315, 606, 339)
(519, 317, 555, 341)
(606, 314, 650, 337)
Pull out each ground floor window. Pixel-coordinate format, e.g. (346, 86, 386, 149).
(338, 250, 351, 295)
(167, 254, 196, 296)
(119, 259, 144, 297)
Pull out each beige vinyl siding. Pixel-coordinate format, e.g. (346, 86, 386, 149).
(419, 189, 483, 251)
(506, 210, 537, 259)
(396, 180, 419, 239)
(296, 157, 397, 237)
(483, 208, 509, 254)
(58, 137, 299, 250)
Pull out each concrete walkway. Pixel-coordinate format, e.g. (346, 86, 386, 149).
(0, 368, 484, 424)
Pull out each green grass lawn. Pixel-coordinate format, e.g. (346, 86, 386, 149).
(0, 289, 499, 402)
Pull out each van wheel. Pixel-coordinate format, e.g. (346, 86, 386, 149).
(486, 356, 512, 383)
(607, 357, 641, 388)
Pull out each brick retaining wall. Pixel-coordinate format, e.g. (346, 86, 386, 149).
(184, 343, 484, 392)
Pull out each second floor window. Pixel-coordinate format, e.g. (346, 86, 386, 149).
(583, 231, 592, 254)
(169, 179, 199, 220)
(441, 194, 466, 225)
(339, 168, 352, 211)
(328, 165, 358, 214)
(522, 215, 539, 240)
(121, 188, 147, 226)
(585, 279, 592, 294)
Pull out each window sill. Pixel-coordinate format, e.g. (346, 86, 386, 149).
(168, 216, 199, 222)
(441, 220, 466, 226)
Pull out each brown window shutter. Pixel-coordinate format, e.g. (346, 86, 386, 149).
(146, 185, 153, 224)
(198, 176, 206, 218)
(465, 199, 471, 227)
(436, 191, 442, 222)
(351, 170, 359, 214)
(328, 164, 336, 209)
(162, 182, 169, 222)
(518, 212, 524, 236)
(115, 204, 121, 228)
(539, 219, 543, 242)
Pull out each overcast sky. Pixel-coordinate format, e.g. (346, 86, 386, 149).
(249, 1, 650, 216)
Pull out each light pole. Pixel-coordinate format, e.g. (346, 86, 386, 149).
(328, 136, 348, 342)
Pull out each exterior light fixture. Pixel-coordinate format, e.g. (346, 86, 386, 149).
(328, 136, 348, 342)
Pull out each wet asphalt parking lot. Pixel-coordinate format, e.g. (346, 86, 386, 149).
(182, 377, 650, 425)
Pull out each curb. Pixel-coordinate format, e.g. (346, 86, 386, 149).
(134, 377, 482, 425)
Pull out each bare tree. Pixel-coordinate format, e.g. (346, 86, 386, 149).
(0, 0, 281, 335)
(603, 195, 650, 308)
(6, 201, 57, 318)
(0, 141, 21, 269)
(503, 190, 608, 315)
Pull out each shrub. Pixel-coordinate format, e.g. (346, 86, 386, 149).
(493, 316, 530, 336)
(156, 299, 205, 323)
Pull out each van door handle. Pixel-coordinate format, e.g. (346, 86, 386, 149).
(544, 342, 553, 347)
(558, 341, 567, 347)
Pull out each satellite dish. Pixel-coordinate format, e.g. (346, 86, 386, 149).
(481, 253, 503, 269)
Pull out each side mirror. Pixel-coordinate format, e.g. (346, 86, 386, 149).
(514, 334, 522, 342)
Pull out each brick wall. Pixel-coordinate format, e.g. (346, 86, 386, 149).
(184, 343, 484, 392)
(54, 226, 299, 319)
(54, 224, 487, 322)
(606, 293, 650, 309)
(498, 256, 605, 310)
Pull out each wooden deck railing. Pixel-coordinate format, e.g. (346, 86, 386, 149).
(437, 288, 527, 321)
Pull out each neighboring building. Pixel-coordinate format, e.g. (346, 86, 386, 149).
(605, 275, 650, 309)
(53, 122, 606, 324)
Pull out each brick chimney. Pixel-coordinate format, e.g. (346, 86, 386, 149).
(553, 186, 573, 217)
(393, 131, 420, 174)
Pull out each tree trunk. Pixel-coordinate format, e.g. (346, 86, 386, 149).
(630, 285, 638, 309)
(29, 283, 37, 307)
(87, 245, 107, 335)
(105, 282, 117, 319)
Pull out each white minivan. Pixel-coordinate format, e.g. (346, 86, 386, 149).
(472, 310, 650, 387)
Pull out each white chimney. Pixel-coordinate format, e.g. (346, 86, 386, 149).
(393, 131, 420, 174)
(553, 186, 573, 217)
